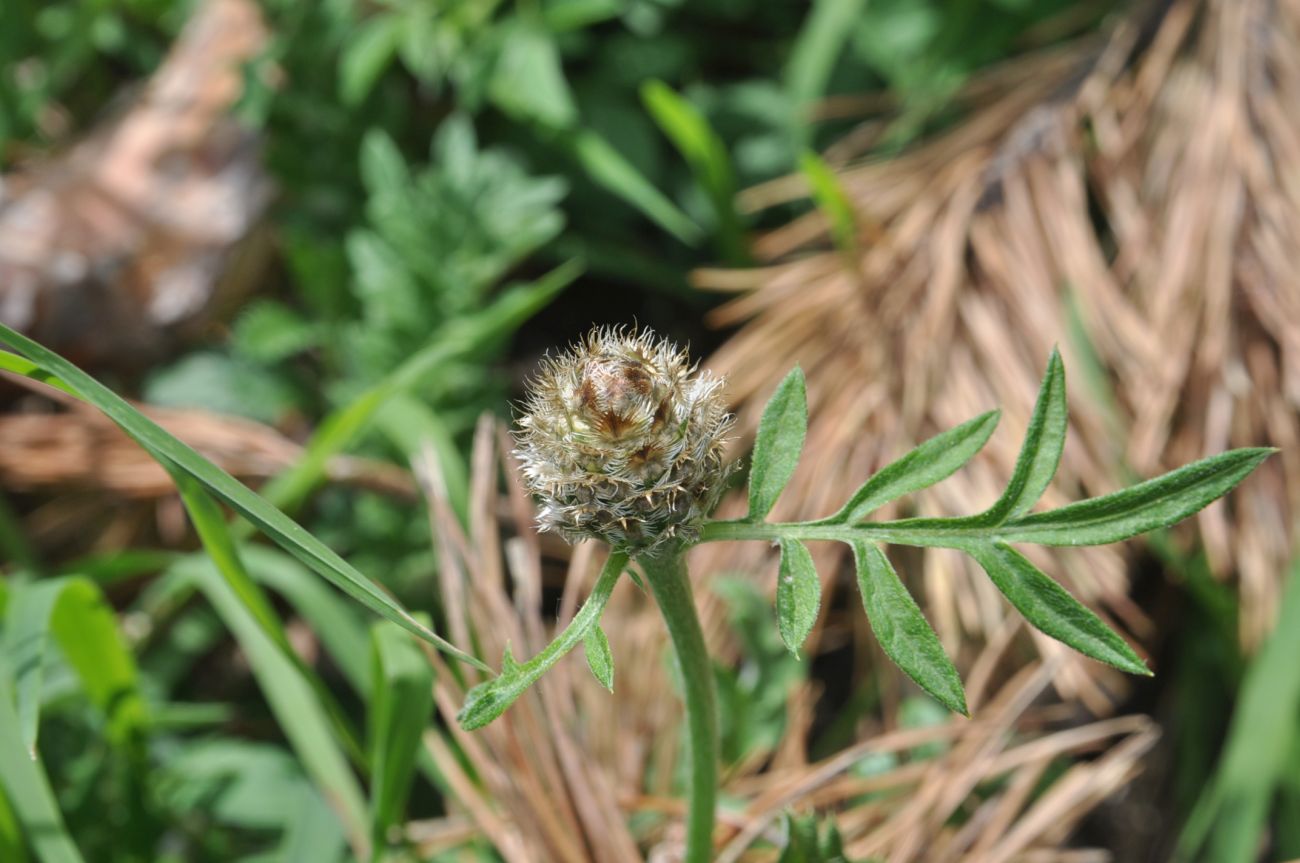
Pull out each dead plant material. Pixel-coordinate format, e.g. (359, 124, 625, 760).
(0, 0, 273, 369)
(0, 371, 414, 553)
(0, 378, 414, 502)
(697, 0, 1297, 655)
(413, 418, 1156, 862)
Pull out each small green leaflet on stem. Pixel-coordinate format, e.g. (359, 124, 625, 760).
(978, 348, 1067, 525)
(457, 551, 628, 730)
(969, 541, 1150, 675)
(829, 410, 1001, 523)
(584, 625, 614, 692)
(776, 539, 821, 656)
(747, 366, 807, 521)
(1001, 448, 1276, 546)
(852, 542, 968, 715)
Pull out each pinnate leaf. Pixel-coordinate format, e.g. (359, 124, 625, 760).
(776, 539, 821, 656)
(458, 552, 627, 730)
(748, 367, 808, 520)
(981, 349, 1066, 524)
(834, 410, 1000, 522)
(852, 542, 967, 714)
(1001, 448, 1275, 546)
(969, 541, 1149, 675)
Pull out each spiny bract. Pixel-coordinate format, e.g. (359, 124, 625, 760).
(515, 326, 734, 552)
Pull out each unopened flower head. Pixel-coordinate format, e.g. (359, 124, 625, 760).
(515, 326, 734, 552)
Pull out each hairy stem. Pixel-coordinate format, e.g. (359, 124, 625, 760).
(641, 549, 717, 863)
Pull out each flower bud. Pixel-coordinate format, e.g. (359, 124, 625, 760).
(515, 327, 734, 552)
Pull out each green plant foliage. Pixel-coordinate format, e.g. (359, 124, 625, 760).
(747, 366, 809, 521)
(1178, 559, 1300, 862)
(776, 538, 821, 657)
(0, 658, 85, 863)
(712, 577, 808, 765)
(777, 811, 853, 862)
(3, 576, 148, 753)
(830, 410, 1001, 523)
(458, 552, 629, 731)
(368, 622, 435, 859)
(0, 329, 482, 669)
(852, 542, 966, 715)
(583, 625, 615, 692)
(701, 353, 1270, 706)
(798, 149, 859, 256)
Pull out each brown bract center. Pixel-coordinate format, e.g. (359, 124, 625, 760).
(578, 357, 657, 438)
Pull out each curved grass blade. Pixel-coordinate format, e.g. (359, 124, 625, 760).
(832, 410, 1001, 522)
(0, 326, 486, 672)
(851, 541, 967, 715)
(969, 541, 1149, 675)
(776, 539, 821, 657)
(980, 349, 1066, 525)
(1002, 448, 1275, 546)
(459, 551, 627, 730)
(642, 80, 746, 264)
(0, 659, 86, 863)
(747, 367, 808, 521)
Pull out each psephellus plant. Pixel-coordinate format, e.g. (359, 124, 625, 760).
(456, 326, 1273, 863)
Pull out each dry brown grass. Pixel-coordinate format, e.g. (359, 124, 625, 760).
(694, 0, 1297, 664)
(411, 419, 1158, 862)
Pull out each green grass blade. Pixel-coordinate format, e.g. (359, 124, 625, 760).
(969, 541, 1149, 676)
(851, 542, 967, 715)
(0, 325, 486, 671)
(3, 581, 63, 755)
(776, 539, 821, 657)
(747, 367, 808, 521)
(368, 622, 435, 860)
(173, 472, 289, 655)
(176, 557, 370, 855)
(641, 80, 746, 262)
(1177, 558, 1300, 862)
(980, 349, 1066, 524)
(785, 0, 869, 142)
(459, 551, 628, 730)
(43, 579, 150, 747)
(243, 546, 372, 695)
(0, 659, 86, 863)
(1002, 449, 1275, 547)
(567, 129, 703, 245)
(832, 410, 1001, 523)
(798, 150, 858, 257)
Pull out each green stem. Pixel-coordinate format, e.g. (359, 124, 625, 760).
(640, 549, 717, 863)
(700, 517, 989, 550)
